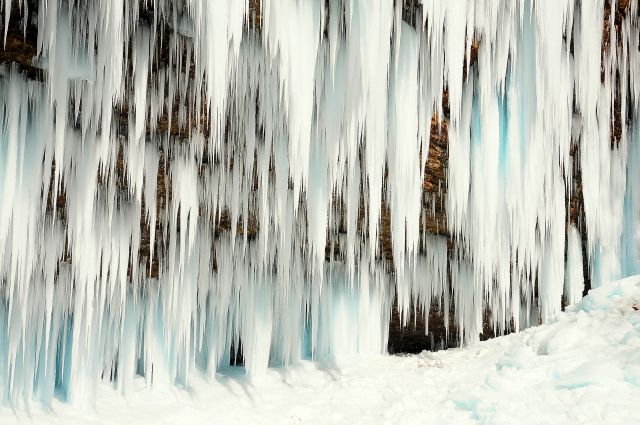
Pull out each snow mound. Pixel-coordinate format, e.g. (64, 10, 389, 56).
(4, 276, 640, 425)
(448, 275, 640, 424)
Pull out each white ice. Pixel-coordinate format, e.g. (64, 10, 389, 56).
(0, 0, 639, 407)
(3, 275, 640, 424)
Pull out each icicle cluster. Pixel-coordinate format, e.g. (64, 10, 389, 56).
(0, 0, 638, 405)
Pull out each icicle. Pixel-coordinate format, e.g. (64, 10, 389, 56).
(0, 0, 638, 406)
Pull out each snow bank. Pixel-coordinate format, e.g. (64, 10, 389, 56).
(4, 276, 639, 424)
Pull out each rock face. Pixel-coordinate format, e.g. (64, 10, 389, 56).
(1, 1, 40, 78)
(0, 1, 639, 402)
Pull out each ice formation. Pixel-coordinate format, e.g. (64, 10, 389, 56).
(0, 0, 638, 406)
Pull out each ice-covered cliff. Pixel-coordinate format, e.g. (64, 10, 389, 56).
(0, 0, 638, 406)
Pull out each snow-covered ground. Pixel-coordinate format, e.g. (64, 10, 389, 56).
(5, 276, 640, 425)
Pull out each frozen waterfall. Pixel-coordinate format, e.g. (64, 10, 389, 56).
(0, 0, 639, 406)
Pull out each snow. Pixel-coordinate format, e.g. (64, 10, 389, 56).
(3, 276, 640, 424)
